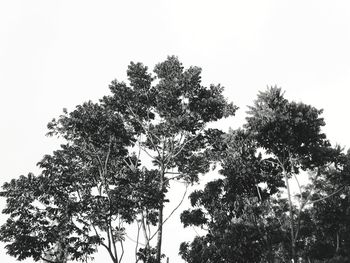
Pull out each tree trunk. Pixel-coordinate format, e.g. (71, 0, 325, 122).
(156, 168, 165, 263)
(156, 205, 163, 262)
(284, 170, 296, 262)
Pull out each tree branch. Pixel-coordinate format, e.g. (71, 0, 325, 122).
(40, 256, 59, 263)
(109, 220, 119, 263)
(127, 104, 162, 156)
(169, 129, 204, 161)
(103, 137, 112, 176)
(119, 240, 124, 263)
(150, 184, 188, 241)
(309, 186, 345, 205)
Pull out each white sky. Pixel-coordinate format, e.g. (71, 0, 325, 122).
(1, 0, 350, 262)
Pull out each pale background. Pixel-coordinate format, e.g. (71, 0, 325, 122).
(1, 0, 350, 262)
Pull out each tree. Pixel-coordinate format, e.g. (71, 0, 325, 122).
(0, 101, 162, 263)
(0, 173, 72, 263)
(179, 129, 287, 262)
(245, 87, 341, 262)
(102, 56, 237, 262)
(0, 57, 236, 263)
(301, 151, 350, 262)
(180, 87, 350, 263)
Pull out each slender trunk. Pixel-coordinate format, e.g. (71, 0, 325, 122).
(111, 228, 119, 263)
(156, 168, 165, 263)
(284, 170, 296, 262)
(156, 205, 163, 262)
(336, 231, 340, 253)
(103, 246, 117, 263)
(141, 215, 151, 263)
(141, 215, 149, 246)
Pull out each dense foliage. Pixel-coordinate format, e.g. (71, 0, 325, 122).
(0, 57, 236, 263)
(179, 87, 350, 263)
(0, 61, 349, 263)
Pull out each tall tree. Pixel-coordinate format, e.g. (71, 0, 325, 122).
(45, 101, 165, 263)
(180, 87, 349, 263)
(245, 87, 338, 261)
(179, 129, 286, 262)
(0, 101, 162, 263)
(102, 56, 237, 262)
(0, 57, 236, 263)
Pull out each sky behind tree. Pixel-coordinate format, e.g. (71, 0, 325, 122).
(1, 1, 350, 262)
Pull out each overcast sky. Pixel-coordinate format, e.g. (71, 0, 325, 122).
(1, 1, 350, 262)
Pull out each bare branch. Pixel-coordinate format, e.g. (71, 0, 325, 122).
(125, 231, 146, 246)
(139, 145, 159, 162)
(256, 185, 262, 201)
(141, 213, 150, 246)
(134, 221, 142, 262)
(165, 175, 185, 185)
(150, 184, 188, 241)
(163, 185, 188, 225)
(309, 187, 345, 205)
(119, 240, 124, 263)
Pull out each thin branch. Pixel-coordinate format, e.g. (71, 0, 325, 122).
(141, 213, 150, 246)
(91, 218, 115, 262)
(147, 220, 151, 242)
(150, 184, 188, 241)
(293, 173, 304, 242)
(169, 129, 204, 161)
(140, 145, 159, 162)
(164, 171, 182, 175)
(136, 135, 142, 166)
(109, 221, 119, 263)
(127, 104, 161, 156)
(294, 174, 302, 198)
(134, 221, 142, 262)
(123, 159, 136, 172)
(103, 137, 113, 175)
(256, 185, 262, 201)
(163, 173, 185, 185)
(163, 184, 188, 225)
(119, 240, 124, 263)
(309, 186, 345, 205)
(100, 242, 116, 263)
(89, 143, 104, 172)
(192, 226, 200, 236)
(106, 223, 112, 251)
(40, 256, 59, 263)
(282, 164, 296, 259)
(125, 232, 146, 246)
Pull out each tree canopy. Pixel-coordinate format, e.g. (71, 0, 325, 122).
(180, 87, 350, 263)
(0, 56, 236, 263)
(1, 62, 349, 263)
